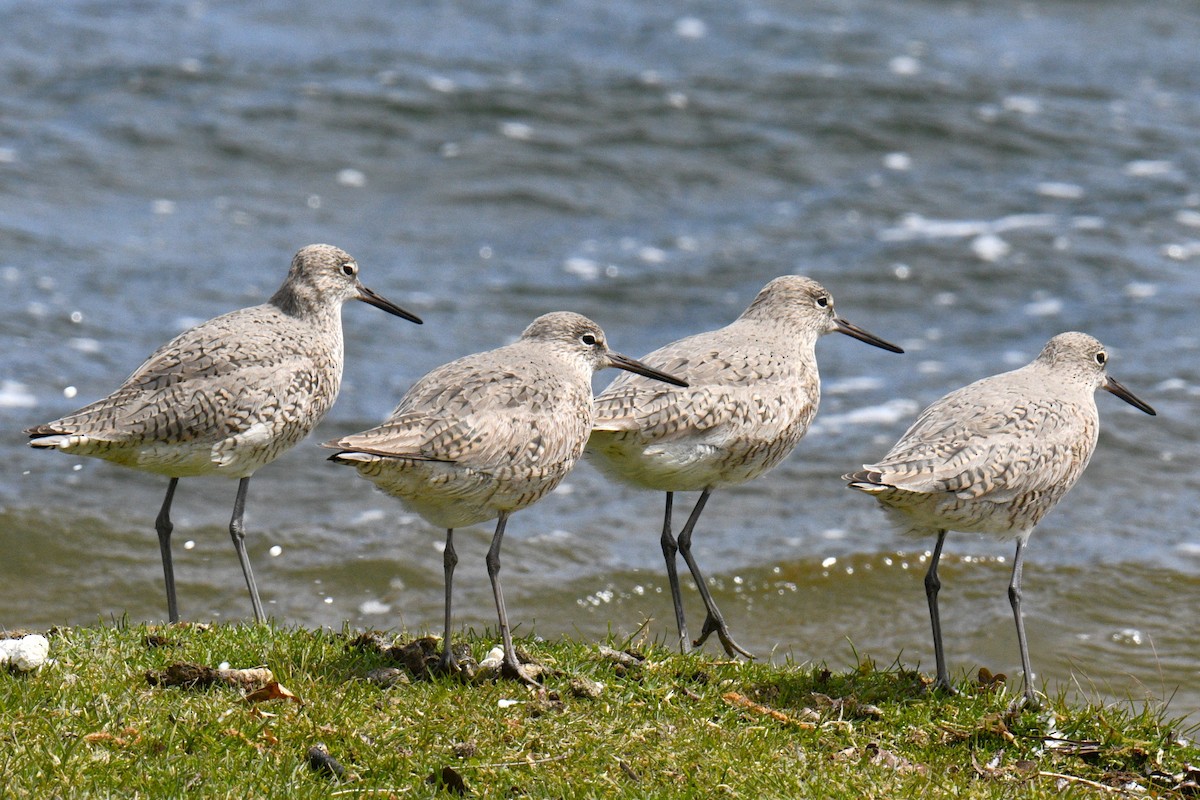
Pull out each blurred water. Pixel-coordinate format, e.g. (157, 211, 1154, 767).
(2, 0, 1198, 721)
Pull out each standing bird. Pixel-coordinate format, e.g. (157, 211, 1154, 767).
(26, 244, 421, 623)
(844, 332, 1156, 706)
(586, 276, 903, 657)
(324, 312, 687, 684)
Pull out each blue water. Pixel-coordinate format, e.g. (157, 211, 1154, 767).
(2, 0, 1198, 721)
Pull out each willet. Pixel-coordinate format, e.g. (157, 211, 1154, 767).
(586, 276, 903, 657)
(323, 311, 687, 684)
(26, 244, 421, 623)
(844, 332, 1156, 706)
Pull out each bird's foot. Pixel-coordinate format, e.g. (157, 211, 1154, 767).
(930, 676, 959, 696)
(500, 656, 544, 689)
(436, 643, 478, 681)
(692, 613, 754, 659)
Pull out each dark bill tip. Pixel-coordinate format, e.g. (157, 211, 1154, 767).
(607, 352, 689, 388)
(833, 317, 904, 353)
(1103, 376, 1156, 416)
(356, 284, 423, 324)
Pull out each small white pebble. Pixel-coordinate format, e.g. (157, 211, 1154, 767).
(0, 634, 50, 671)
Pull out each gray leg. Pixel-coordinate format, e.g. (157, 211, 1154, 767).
(228, 476, 265, 623)
(1008, 539, 1038, 708)
(484, 512, 537, 686)
(155, 478, 180, 623)
(660, 492, 689, 653)
(440, 528, 459, 672)
(924, 529, 955, 694)
(678, 490, 753, 659)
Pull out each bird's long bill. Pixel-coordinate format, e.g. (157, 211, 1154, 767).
(1103, 376, 1157, 416)
(356, 283, 423, 324)
(833, 317, 904, 353)
(607, 352, 689, 388)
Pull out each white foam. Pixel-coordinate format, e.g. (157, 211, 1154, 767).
(426, 75, 456, 93)
(1124, 159, 1174, 177)
(888, 56, 920, 76)
(499, 121, 534, 141)
(814, 398, 920, 432)
(971, 233, 1010, 261)
(1174, 209, 1200, 228)
(1036, 182, 1084, 200)
(69, 337, 101, 354)
(1124, 282, 1157, 299)
(336, 168, 366, 188)
(563, 257, 601, 280)
(824, 375, 884, 395)
(359, 599, 391, 615)
(879, 212, 1055, 243)
(674, 16, 707, 39)
(1023, 297, 1063, 317)
(1162, 242, 1200, 260)
(0, 380, 37, 408)
(1002, 95, 1041, 115)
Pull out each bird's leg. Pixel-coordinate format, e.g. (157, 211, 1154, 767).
(678, 490, 753, 659)
(155, 478, 181, 624)
(440, 528, 460, 673)
(924, 529, 955, 694)
(228, 477, 265, 623)
(485, 512, 538, 687)
(1008, 538, 1039, 708)
(660, 492, 690, 653)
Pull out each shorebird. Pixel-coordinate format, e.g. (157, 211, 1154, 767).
(586, 276, 903, 657)
(324, 311, 687, 684)
(844, 332, 1156, 706)
(26, 244, 421, 623)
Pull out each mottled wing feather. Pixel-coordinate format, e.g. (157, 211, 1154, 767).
(860, 376, 1096, 503)
(31, 306, 335, 445)
(327, 344, 593, 472)
(593, 324, 813, 447)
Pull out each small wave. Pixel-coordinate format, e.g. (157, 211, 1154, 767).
(0, 380, 37, 409)
(824, 376, 885, 395)
(813, 398, 920, 432)
(879, 212, 1057, 242)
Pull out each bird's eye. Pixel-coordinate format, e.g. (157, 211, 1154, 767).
(1095, 351, 1107, 366)
(815, 295, 830, 309)
(581, 333, 598, 346)
(340, 262, 357, 277)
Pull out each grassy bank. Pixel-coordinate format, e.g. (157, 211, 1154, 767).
(0, 622, 1195, 798)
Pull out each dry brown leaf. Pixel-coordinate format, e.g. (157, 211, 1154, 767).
(243, 681, 301, 704)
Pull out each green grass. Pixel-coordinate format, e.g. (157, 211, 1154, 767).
(1, 622, 1195, 798)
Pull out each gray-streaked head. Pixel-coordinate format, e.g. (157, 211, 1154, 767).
(1035, 331, 1156, 415)
(520, 312, 688, 387)
(740, 275, 903, 353)
(272, 244, 422, 323)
